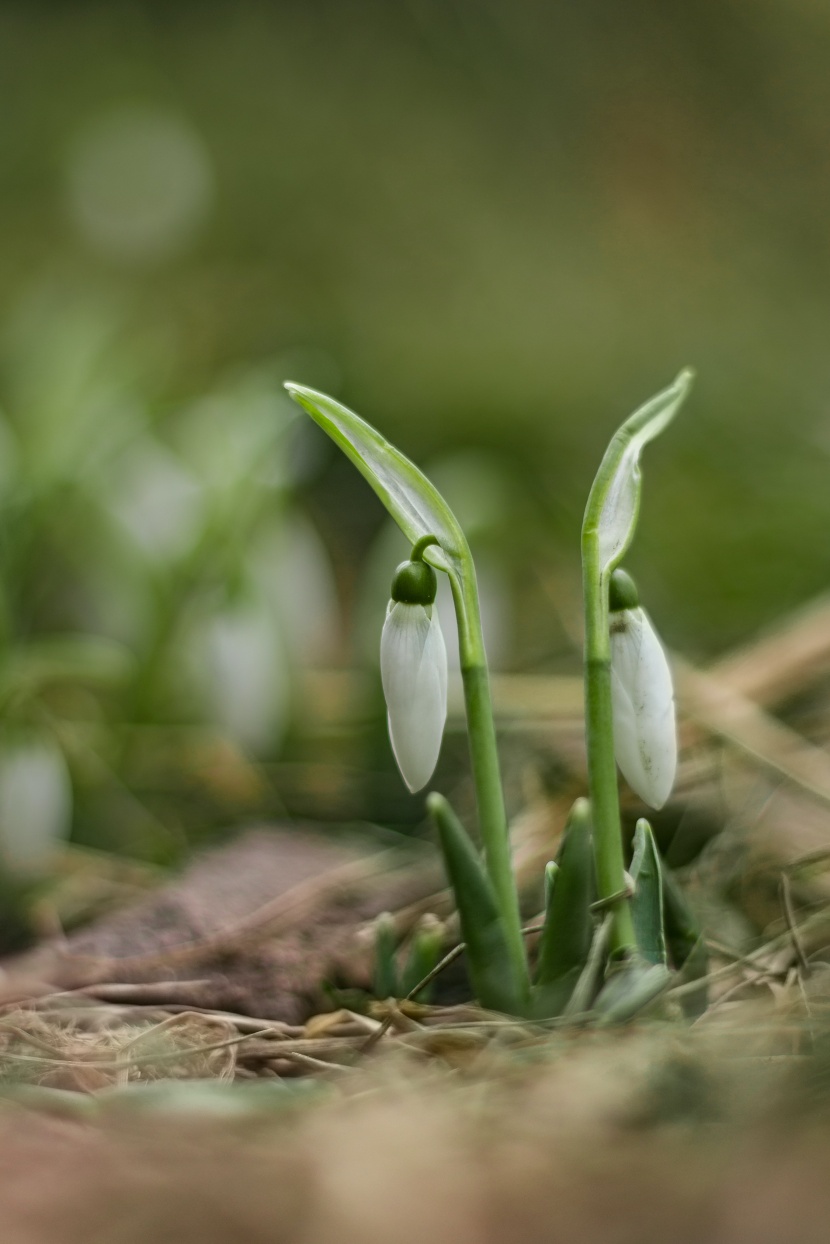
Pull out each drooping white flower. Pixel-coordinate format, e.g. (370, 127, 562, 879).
(610, 605, 677, 809)
(380, 598, 448, 793)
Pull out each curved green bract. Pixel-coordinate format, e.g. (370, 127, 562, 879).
(582, 368, 694, 579)
(284, 384, 469, 582)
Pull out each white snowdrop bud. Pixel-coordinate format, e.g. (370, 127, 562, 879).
(609, 570, 677, 810)
(380, 557, 448, 793)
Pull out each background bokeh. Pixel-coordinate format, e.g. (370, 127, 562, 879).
(0, 0, 828, 896)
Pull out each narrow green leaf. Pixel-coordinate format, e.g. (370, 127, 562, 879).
(400, 913, 444, 1001)
(284, 384, 469, 580)
(582, 369, 694, 576)
(372, 911, 399, 1000)
(532, 797, 595, 1017)
(630, 819, 667, 967)
(427, 792, 526, 1015)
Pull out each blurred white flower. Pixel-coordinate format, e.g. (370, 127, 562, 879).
(67, 107, 214, 263)
(105, 439, 205, 563)
(380, 601, 448, 793)
(610, 606, 677, 809)
(196, 597, 289, 755)
(251, 514, 340, 667)
(0, 737, 72, 875)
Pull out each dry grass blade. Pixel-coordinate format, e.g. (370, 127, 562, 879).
(676, 660, 830, 808)
(0, 1008, 259, 1086)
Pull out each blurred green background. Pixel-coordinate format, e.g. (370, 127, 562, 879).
(0, 0, 828, 896)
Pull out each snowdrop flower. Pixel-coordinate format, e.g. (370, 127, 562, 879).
(609, 568, 677, 809)
(380, 556, 448, 793)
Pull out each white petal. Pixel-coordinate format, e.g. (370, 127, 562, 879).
(380, 602, 448, 792)
(610, 607, 677, 809)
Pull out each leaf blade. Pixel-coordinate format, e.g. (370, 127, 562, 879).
(532, 797, 595, 1017)
(427, 792, 527, 1016)
(629, 818, 667, 966)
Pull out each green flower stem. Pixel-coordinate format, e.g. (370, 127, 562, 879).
(447, 566, 530, 1000)
(581, 539, 637, 959)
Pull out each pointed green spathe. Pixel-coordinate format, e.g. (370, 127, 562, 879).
(284, 384, 468, 584)
(585, 369, 694, 578)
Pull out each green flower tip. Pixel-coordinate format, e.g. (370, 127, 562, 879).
(609, 567, 640, 613)
(426, 791, 447, 818)
(391, 558, 438, 605)
(283, 380, 327, 413)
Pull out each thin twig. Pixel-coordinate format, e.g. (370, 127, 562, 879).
(670, 910, 830, 1002)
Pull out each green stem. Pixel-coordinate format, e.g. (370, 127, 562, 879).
(448, 566, 530, 1000)
(581, 540, 637, 958)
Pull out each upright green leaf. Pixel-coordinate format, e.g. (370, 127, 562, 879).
(400, 913, 444, 1001)
(372, 911, 399, 1000)
(427, 792, 526, 1015)
(629, 818, 667, 966)
(582, 369, 693, 578)
(532, 797, 595, 1017)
